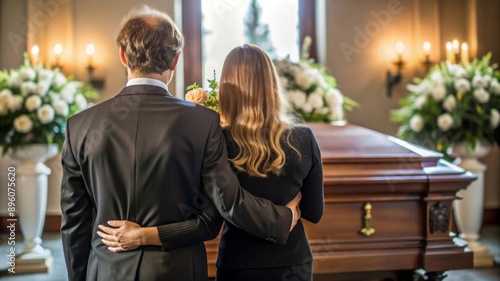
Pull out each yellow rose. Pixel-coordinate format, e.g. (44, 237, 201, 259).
(437, 143, 443, 152)
(185, 88, 208, 105)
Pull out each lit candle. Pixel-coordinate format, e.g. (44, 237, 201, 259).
(423, 41, 431, 63)
(86, 43, 95, 67)
(446, 42, 454, 64)
(395, 41, 404, 61)
(31, 45, 39, 65)
(54, 44, 63, 67)
(423, 42, 431, 55)
(452, 40, 460, 55)
(461, 43, 469, 63)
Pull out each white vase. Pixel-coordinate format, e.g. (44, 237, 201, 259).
(10, 144, 58, 262)
(450, 140, 494, 267)
(330, 120, 347, 126)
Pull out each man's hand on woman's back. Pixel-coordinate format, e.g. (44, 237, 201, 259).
(286, 192, 302, 231)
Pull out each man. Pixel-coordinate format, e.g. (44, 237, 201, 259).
(60, 6, 300, 281)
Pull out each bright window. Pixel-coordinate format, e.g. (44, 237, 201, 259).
(201, 0, 300, 87)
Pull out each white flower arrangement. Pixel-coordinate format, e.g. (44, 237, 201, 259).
(274, 37, 357, 123)
(0, 54, 98, 154)
(392, 53, 500, 155)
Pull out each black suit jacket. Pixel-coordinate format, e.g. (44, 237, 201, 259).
(60, 85, 292, 281)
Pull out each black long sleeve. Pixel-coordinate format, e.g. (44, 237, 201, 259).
(60, 120, 93, 281)
(157, 202, 223, 251)
(299, 128, 324, 223)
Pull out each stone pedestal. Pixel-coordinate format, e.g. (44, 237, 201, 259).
(10, 144, 58, 274)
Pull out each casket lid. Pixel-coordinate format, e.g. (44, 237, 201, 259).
(308, 123, 476, 193)
(308, 123, 442, 166)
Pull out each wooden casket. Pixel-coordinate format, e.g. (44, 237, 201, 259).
(206, 123, 476, 280)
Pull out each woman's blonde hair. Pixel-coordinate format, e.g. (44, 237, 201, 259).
(219, 44, 298, 178)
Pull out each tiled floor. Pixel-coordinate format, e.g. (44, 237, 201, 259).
(1, 226, 499, 280)
(446, 225, 500, 281)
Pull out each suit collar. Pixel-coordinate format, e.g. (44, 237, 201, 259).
(116, 84, 172, 97)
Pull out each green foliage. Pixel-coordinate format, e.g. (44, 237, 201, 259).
(343, 96, 359, 111)
(186, 82, 199, 91)
(202, 72, 220, 112)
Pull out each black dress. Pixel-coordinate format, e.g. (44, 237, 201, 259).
(216, 126, 324, 281)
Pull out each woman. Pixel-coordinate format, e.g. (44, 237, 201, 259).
(98, 44, 324, 281)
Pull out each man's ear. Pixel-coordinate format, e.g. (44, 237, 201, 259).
(119, 47, 127, 67)
(169, 52, 181, 71)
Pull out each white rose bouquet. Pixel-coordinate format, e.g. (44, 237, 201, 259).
(274, 37, 358, 123)
(0, 54, 98, 154)
(391, 53, 500, 156)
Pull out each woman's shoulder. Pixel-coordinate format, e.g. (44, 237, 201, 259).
(288, 125, 315, 145)
(285, 125, 317, 154)
(289, 125, 313, 137)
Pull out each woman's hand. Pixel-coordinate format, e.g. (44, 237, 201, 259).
(97, 220, 145, 253)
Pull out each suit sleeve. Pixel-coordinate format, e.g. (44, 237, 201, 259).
(60, 120, 93, 281)
(299, 128, 324, 223)
(200, 114, 293, 245)
(157, 201, 223, 251)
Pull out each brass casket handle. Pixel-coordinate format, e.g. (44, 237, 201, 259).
(361, 202, 375, 237)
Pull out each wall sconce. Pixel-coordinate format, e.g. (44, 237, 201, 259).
(386, 41, 405, 98)
(86, 43, 96, 74)
(86, 43, 105, 89)
(53, 44, 63, 68)
(422, 41, 433, 73)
